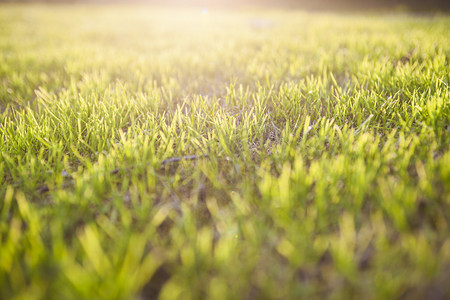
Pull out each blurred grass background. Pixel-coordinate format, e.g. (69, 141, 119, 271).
(1, 0, 450, 11)
(0, 3, 449, 300)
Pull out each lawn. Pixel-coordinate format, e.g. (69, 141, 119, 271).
(0, 4, 449, 299)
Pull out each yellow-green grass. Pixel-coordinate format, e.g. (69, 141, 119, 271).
(0, 4, 449, 299)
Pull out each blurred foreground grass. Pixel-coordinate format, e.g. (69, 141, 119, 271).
(0, 4, 450, 299)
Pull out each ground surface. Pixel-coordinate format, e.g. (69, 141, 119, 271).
(0, 5, 449, 300)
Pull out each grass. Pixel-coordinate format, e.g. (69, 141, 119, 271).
(0, 4, 449, 299)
